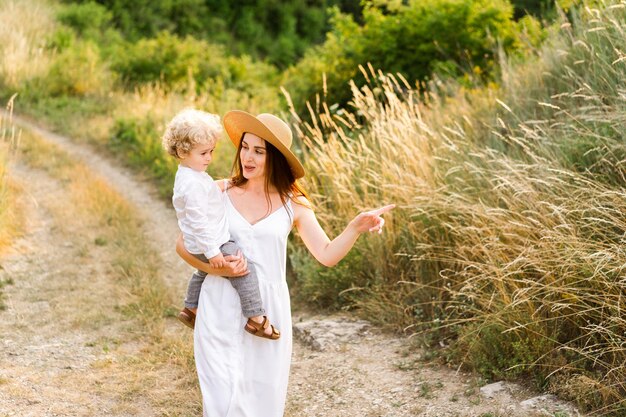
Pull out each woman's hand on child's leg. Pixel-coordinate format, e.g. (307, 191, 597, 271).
(220, 250, 249, 277)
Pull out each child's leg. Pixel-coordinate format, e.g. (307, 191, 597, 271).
(178, 254, 209, 329)
(220, 242, 264, 317)
(184, 253, 209, 310)
(221, 241, 278, 339)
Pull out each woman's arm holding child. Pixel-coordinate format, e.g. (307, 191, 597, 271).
(176, 235, 248, 277)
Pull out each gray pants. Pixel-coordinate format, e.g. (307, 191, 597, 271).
(184, 240, 265, 318)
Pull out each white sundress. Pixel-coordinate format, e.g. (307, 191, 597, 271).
(194, 190, 294, 417)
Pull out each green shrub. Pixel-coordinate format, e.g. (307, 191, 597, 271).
(111, 32, 223, 88)
(62, 0, 211, 40)
(283, 0, 521, 111)
(56, 1, 123, 51)
(111, 32, 279, 94)
(46, 26, 76, 52)
(26, 39, 112, 97)
(109, 117, 176, 195)
(455, 322, 557, 384)
(289, 241, 367, 309)
(57, 1, 112, 38)
(63, 0, 362, 67)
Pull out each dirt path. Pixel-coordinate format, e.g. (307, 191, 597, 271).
(0, 162, 158, 416)
(1, 118, 583, 416)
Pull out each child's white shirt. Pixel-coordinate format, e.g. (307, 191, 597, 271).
(172, 165, 229, 259)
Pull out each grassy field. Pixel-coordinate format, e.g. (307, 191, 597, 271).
(287, 3, 626, 414)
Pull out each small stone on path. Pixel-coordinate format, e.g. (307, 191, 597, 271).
(292, 317, 370, 351)
(480, 381, 507, 398)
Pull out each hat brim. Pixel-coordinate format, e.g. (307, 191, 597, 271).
(223, 110, 305, 179)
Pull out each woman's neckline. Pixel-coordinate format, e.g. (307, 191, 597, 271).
(225, 190, 286, 227)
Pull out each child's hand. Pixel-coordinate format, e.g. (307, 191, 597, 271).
(208, 253, 226, 268)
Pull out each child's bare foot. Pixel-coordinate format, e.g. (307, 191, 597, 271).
(244, 316, 280, 340)
(178, 307, 196, 329)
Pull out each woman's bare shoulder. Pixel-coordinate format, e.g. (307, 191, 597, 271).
(291, 194, 312, 207)
(291, 195, 314, 221)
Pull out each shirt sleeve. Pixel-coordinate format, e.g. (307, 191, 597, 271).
(183, 181, 222, 259)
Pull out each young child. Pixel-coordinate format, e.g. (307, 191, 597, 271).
(162, 108, 279, 340)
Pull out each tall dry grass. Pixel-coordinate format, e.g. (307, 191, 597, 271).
(0, 96, 22, 310)
(0, 0, 55, 91)
(0, 95, 22, 253)
(287, 2, 626, 414)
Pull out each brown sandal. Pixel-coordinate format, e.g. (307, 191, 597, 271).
(245, 316, 280, 340)
(178, 307, 196, 329)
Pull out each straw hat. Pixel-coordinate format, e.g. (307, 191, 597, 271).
(223, 111, 305, 179)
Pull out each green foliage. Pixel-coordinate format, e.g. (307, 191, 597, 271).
(56, 1, 123, 50)
(63, 0, 211, 40)
(26, 40, 112, 98)
(289, 242, 368, 309)
(46, 26, 78, 52)
(516, 14, 547, 48)
(111, 32, 224, 88)
(57, 1, 111, 38)
(63, 0, 362, 68)
(510, 0, 553, 18)
(283, 0, 521, 112)
(198, 0, 363, 67)
(109, 117, 177, 196)
(110, 31, 279, 94)
(455, 322, 556, 384)
(211, 0, 329, 68)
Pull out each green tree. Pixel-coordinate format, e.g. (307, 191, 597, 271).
(110, 31, 278, 94)
(510, 0, 552, 18)
(55, 1, 123, 53)
(283, 0, 521, 111)
(63, 0, 362, 68)
(62, 0, 212, 39)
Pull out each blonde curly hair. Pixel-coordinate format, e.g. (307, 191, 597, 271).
(162, 108, 223, 158)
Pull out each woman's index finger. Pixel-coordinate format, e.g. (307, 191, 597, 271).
(371, 204, 396, 216)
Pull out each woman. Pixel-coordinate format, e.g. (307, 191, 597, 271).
(176, 110, 393, 417)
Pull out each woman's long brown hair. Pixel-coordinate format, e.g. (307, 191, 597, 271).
(230, 134, 310, 220)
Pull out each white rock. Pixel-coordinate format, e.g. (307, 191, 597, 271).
(293, 318, 370, 351)
(479, 381, 506, 398)
(520, 394, 558, 408)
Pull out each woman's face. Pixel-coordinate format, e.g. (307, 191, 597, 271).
(240, 133, 267, 181)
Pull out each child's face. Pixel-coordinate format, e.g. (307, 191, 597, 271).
(179, 142, 215, 172)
